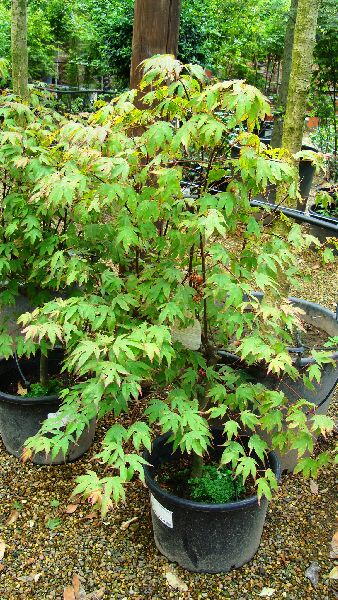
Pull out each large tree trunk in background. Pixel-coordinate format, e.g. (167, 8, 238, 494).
(11, 0, 28, 99)
(271, 0, 298, 147)
(281, 0, 320, 155)
(130, 0, 181, 90)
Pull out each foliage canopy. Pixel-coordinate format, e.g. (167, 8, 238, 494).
(0, 55, 335, 512)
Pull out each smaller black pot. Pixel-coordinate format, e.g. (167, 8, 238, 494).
(144, 429, 281, 573)
(0, 350, 96, 464)
(309, 193, 338, 246)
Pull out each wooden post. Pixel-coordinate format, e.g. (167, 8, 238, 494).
(11, 0, 28, 99)
(130, 0, 181, 90)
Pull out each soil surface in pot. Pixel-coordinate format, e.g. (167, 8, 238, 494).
(298, 320, 331, 352)
(0, 364, 72, 397)
(155, 454, 257, 503)
(1, 363, 153, 399)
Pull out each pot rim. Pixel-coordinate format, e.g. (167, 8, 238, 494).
(221, 295, 338, 366)
(0, 353, 62, 405)
(308, 204, 338, 225)
(144, 433, 281, 513)
(0, 389, 59, 406)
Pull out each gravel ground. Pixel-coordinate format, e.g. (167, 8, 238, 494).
(0, 246, 337, 600)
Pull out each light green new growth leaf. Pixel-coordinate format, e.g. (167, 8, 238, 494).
(223, 420, 240, 440)
(235, 456, 257, 482)
(248, 434, 268, 461)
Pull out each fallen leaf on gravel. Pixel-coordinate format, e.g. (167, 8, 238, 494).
(65, 504, 79, 514)
(120, 516, 138, 530)
(64, 576, 103, 600)
(64, 587, 76, 600)
(6, 510, 19, 525)
(259, 588, 275, 597)
(25, 558, 35, 567)
(72, 574, 81, 596)
(18, 572, 42, 582)
(0, 539, 6, 560)
(330, 531, 338, 559)
(309, 479, 319, 494)
(305, 561, 320, 587)
(329, 566, 338, 580)
(0, 564, 4, 572)
(85, 512, 98, 520)
(165, 571, 188, 591)
(86, 589, 105, 599)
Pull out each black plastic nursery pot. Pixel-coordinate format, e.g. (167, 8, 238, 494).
(260, 138, 318, 210)
(309, 199, 338, 246)
(219, 296, 338, 472)
(144, 429, 281, 573)
(0, 349, 96, 465)
(254, 297, 338, 409)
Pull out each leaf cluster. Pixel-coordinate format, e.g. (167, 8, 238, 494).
(0, 56, 336, 513)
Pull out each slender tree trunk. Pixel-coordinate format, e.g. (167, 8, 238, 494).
(40, 353, 48, 388)
(332, 87, 337, 159)
(281, 0, 320, 155)
(271, 0, 298, 147)
(130, 0, 181, 91)
(11, 0, 28, 99)
(264, 56, 271, 93)
(276, 59, 281, 92)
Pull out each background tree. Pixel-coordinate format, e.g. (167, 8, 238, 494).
(281, 0, 320, 155)
(311, 0, 337, 176)
(11, 0, 28, 98)
(130, 0, 181, 90)
(271, 0, 298, 147)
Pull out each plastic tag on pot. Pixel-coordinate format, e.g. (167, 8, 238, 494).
(47, 412, 71, 428)
(171, 319, 201, 350)
(150, 494, 173, 528)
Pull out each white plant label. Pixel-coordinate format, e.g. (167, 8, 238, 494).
(47, 412, 71, 427)
(150, 495, 173, 528)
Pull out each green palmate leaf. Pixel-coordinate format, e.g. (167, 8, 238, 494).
(240, 411, 259, 430)
(0, 333, 14, 359)
(310, 414, 335, 436)
(260, 410, 283, 433)
(293, 452, 331, 478)
(322, 247, 335, 263)
(307, 363, 322, 383)
(256, 469, 278, 502)
(223, 420, 240, 440)
(256, 476, 272, 501)
(289, 431, 315, 457)
(220, 441, 246, 468)
(128, 422, 152, 452)
(248, 434, 268, 461)
(203, 209, 227, 239)
(235, 456, 257, 482)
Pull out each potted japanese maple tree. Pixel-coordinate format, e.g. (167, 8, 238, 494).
(17, 56, 337, 570)
(0, 94, 96, 463)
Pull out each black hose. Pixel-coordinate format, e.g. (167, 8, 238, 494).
(251, 199, 338, 236)
(14, 353, 30, 387)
